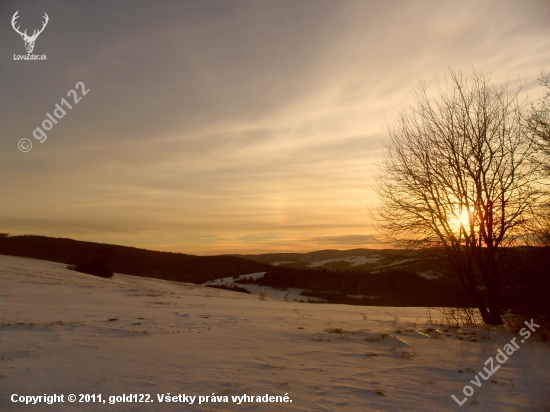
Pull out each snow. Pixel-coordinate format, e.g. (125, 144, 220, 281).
(1, 254, 549, 411)
(417, 270, 443, 280)
(270, 261, 297, 266)
(209, 272, 268, 283)
(204, 272, 323, 302)
(307, 256, 383, 268)
(379, 257, 418, 267)
(346, 256, 383, 267)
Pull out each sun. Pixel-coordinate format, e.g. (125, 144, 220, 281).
(450, 207, 471, 230)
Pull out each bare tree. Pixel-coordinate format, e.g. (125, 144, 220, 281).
(528, 70, 550, 245)
(530, 70, 550, 165)
(372, 69, 544, 325)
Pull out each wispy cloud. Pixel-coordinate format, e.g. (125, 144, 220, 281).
(1, 0, 549, 253)
(307, 235, 380, 246)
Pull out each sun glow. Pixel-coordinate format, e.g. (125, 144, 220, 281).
(450, 207, 472, 230)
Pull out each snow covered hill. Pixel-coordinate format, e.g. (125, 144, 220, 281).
(202, 273, 326, 303)
(1, 255, 548, 411)
(236, 249, 448, 277)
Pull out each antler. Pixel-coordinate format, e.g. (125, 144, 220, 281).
(29, 13, 49, 40)
(11, 10, 28, 37)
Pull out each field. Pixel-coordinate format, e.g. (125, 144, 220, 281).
(1, 255, 548, 411)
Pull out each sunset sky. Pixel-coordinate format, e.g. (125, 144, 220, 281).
(1, 0, 550, 254)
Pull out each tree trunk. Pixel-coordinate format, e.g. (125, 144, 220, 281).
(469, 284, 491, 324)
(487, 287, 504, 325)
(453, 261, 493, 324)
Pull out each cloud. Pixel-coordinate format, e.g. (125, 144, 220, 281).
(308, 235, 380, 246)
(1, 0, 549, 254)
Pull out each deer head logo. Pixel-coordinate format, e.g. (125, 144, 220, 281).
(11, 11, 49, 54)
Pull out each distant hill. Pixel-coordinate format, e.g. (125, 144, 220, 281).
(235, 246, 550, 317)
(1, 234, 547, 316)
(0, 235, 275, 284)
(234, 249, 452, 277)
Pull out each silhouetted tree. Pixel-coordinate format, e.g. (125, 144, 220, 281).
(372, 68, 544, 325)
(75, 257, 113, 278)
(530, 70, 550, 169)
(528, 69, 550, 245)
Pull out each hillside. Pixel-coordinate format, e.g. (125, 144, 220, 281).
(1, 254, 549, 411)
(0, 235, 274, 284)
(2, 235, 548, 314)
(235, 249, 452, 276)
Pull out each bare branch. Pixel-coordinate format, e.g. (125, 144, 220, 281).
(371, 68, 544, 325)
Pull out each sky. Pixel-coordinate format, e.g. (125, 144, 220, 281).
(1, 0, 549, 255)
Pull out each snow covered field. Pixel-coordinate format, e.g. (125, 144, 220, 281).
(203, 273, 326, 302)
(1, 255, 548, 411)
